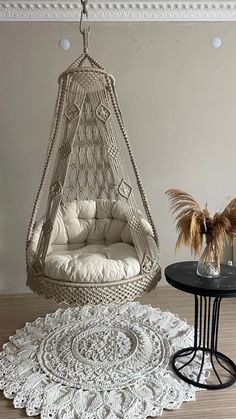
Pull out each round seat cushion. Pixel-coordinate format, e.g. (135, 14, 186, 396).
(44, 242, 140, 283)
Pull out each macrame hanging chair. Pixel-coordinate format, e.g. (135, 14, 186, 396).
(26, 11, 161, 305)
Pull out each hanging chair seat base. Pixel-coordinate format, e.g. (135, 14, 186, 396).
(27, 267, 161, 305)
(44, 242, 140, 283)
(27, 198, 161, 305)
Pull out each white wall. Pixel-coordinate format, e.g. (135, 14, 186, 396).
(0, 21, 235, 293)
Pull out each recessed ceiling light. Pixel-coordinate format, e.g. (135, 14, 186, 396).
(211, 36, 222, 48)
(58, 38, 71, 51)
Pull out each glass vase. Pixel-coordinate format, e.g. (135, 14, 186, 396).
(197, 247, 220, 278)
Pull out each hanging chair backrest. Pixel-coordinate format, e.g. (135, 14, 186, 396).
(27, 199, 154, 267)
(26, 56, 160, 277)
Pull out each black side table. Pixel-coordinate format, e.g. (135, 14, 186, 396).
(165, 261, 236, 390)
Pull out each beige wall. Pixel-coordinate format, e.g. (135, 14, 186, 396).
(0, 21, 235, 293)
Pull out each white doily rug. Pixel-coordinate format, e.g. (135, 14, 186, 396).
(0, 302, 208, 418)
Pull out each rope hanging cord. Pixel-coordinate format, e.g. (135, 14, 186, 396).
(80, 0, 90, 54)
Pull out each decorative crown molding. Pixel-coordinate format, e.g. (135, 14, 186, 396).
(1, 1, 236, 21)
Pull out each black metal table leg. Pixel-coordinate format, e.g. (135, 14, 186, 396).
(172, 295, 236, 390)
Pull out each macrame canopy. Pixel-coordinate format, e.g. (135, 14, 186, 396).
(26, 2, 161, 305)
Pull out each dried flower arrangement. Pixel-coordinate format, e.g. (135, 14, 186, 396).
(166, 189, 236, 276)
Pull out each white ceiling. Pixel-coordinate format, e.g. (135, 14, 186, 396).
(1, 1, 236, 21)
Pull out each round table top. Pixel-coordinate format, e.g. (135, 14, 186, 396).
(165, 261, 236, 297)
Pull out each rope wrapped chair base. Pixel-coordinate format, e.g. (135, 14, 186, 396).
(27, 268, 161, 305)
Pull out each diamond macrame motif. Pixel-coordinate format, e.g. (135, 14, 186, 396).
(58, 142, 72, 159)
(62, 96, 117, 203)
(50, 181, 62, 199)
(96, 103, 110, 123)
(142, 255, 155, 273)
(118, 179, 132, 199)
(42, 220, 53, 235)
(129, 216, 141, 233)
(65, 103, 80, 121)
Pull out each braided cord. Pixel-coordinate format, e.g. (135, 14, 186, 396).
(106, 75, 160, 254)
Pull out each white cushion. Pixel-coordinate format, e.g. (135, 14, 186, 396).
(28, 199, 154, 283)
(44, 243, 140, 283)
(51, 200, 134, 248)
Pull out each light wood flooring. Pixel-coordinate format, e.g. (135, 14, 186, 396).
(0, 287, 236, 419)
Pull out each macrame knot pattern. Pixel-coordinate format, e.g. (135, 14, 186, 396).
(77, 71, 104, 90)
(96, 103, 110, 123)
(118, 179, 132, 199)
(58, 142, 72, 159)
(129, 215, 141, 233)
(65, 102, 81, 122)
(42, 220, 53, 236)
(50, 181, 63, 199)
(142, 255, 155, 273)
(107, 143, 119, 161)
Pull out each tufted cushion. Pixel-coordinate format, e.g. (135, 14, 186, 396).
(28, 200, 153, 283)
(45, 243, 140, 283)
(50, 200, 135, 249)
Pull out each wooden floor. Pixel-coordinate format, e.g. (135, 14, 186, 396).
(0, 287, 236, 419)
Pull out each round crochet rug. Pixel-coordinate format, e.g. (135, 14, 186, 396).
(0, 302, 208, 419)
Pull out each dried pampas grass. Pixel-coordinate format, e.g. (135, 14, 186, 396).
(166, 189, 236, 268)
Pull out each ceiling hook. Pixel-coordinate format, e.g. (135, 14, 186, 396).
(79, 0, 91, 36)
